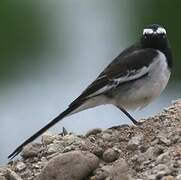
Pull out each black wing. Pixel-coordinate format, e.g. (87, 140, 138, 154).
(70, 46, 158, 107)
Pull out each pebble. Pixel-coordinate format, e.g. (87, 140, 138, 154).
(85, 128, 102, 137)
(101, 133, 112, 141)
(92, 146, 104, 157)
(106, 158, 131, 180)
(0, 176, 6, 180)
(6, 169, 23, 180)
(35, 151, 99, 180)
(102, 148, 120, 163)
(91, 158, 130, 180)
(161, 175, 175, 180)
(63, 134, 82, 146)
(41, 132, 58, 145)
(16, 162, 26, 172)
(176, 174, 181, 180)
(46, 144, 57, 155)
(153, 164, 171, 177)
(156, 152, 170, 163)
(158, 134, 171, 146)
(63, 145, 75, 153)
(21, 143, 41, 159)
(127, 134, 143, 150)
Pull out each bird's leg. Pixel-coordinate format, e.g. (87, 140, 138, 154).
(62, 127, 68, 136)
(116, 106, 142, 125)
(59, 127, 68, 136)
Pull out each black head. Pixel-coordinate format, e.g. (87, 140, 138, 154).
(141, 24, 168, 51)
(141, 24, 172, 68)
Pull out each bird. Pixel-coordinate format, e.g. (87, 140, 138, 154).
(8, 24, 173, 159)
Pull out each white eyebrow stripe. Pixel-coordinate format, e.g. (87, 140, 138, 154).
(143, 28, 154, 35)
(143, 27, 167, 35)
(156, 27, 166, 34)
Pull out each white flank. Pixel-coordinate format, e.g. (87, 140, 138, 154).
(88, 66, 150, 98)
(69, 50, 170, 115)
(114, 50, 170, 110)
(113, 66, 149, 84)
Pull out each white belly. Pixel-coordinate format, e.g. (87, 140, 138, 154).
(113, 51, 171, 110)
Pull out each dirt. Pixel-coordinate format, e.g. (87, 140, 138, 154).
(0, 100, 180, 180)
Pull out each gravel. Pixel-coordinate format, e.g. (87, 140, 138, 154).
(1, 99, 181, 180)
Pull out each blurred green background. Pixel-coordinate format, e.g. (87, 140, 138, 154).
(0, 1, 180, 164)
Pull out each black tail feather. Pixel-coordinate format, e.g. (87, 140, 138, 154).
(8, 106, 76, 159)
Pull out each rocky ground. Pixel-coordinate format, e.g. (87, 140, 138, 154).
(0, 100, 181, 180)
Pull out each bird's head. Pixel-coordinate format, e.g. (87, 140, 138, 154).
(141, 24, 169, 51)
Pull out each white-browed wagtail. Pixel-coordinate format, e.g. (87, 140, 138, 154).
(8, 24, 173, 159)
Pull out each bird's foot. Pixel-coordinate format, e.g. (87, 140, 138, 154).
(59, 127, 68, 136)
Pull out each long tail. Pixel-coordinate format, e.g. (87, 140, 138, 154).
(8, 104, 79, 159)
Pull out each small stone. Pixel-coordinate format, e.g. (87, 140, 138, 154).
(21, 143, 41, 158)
(41, 157, 47, 162)
(143, 146, 155, 160)
(89, 136, 96, 143)
(35, 151, 99, 180)
(5, 169, 23, 180)
(102, 133, 112, 141)
(127, 134, 143, 150)
(157, 152, 170, 163)
(172, 135, 180, 144)
(151, 138, 159, 146)
(176, 174, 181, 180)
(0, 167, 7, 176)
(161, 175, 175, 180)
(153, 164, 171, 177)
(141, 145, 164, 162)
(139, 144, 149, 153)
(16, 162, 26, 172)
(147, 174, 157, 180)
(153, 145, 164, 156)
(103, 148, 120, 163)
(47, 144, 57, 155)
(15, 169, 32, 180)
(63, 134, 82, 146)
(85, 128, 102, 137)
(41, 131, 57, 145)
(90, 168, 109, 180)
(158, 134, 171, 146)
(32, 164, 41, 169)
(51, 140, 65, 152)
(92, 146, 104, 157)
(63, 145, 75, 153)
(91, 158, 130, 180)
(0, 176, 6, 180)
(107, 158, 131, 180)
(47, 152, 59, 160)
